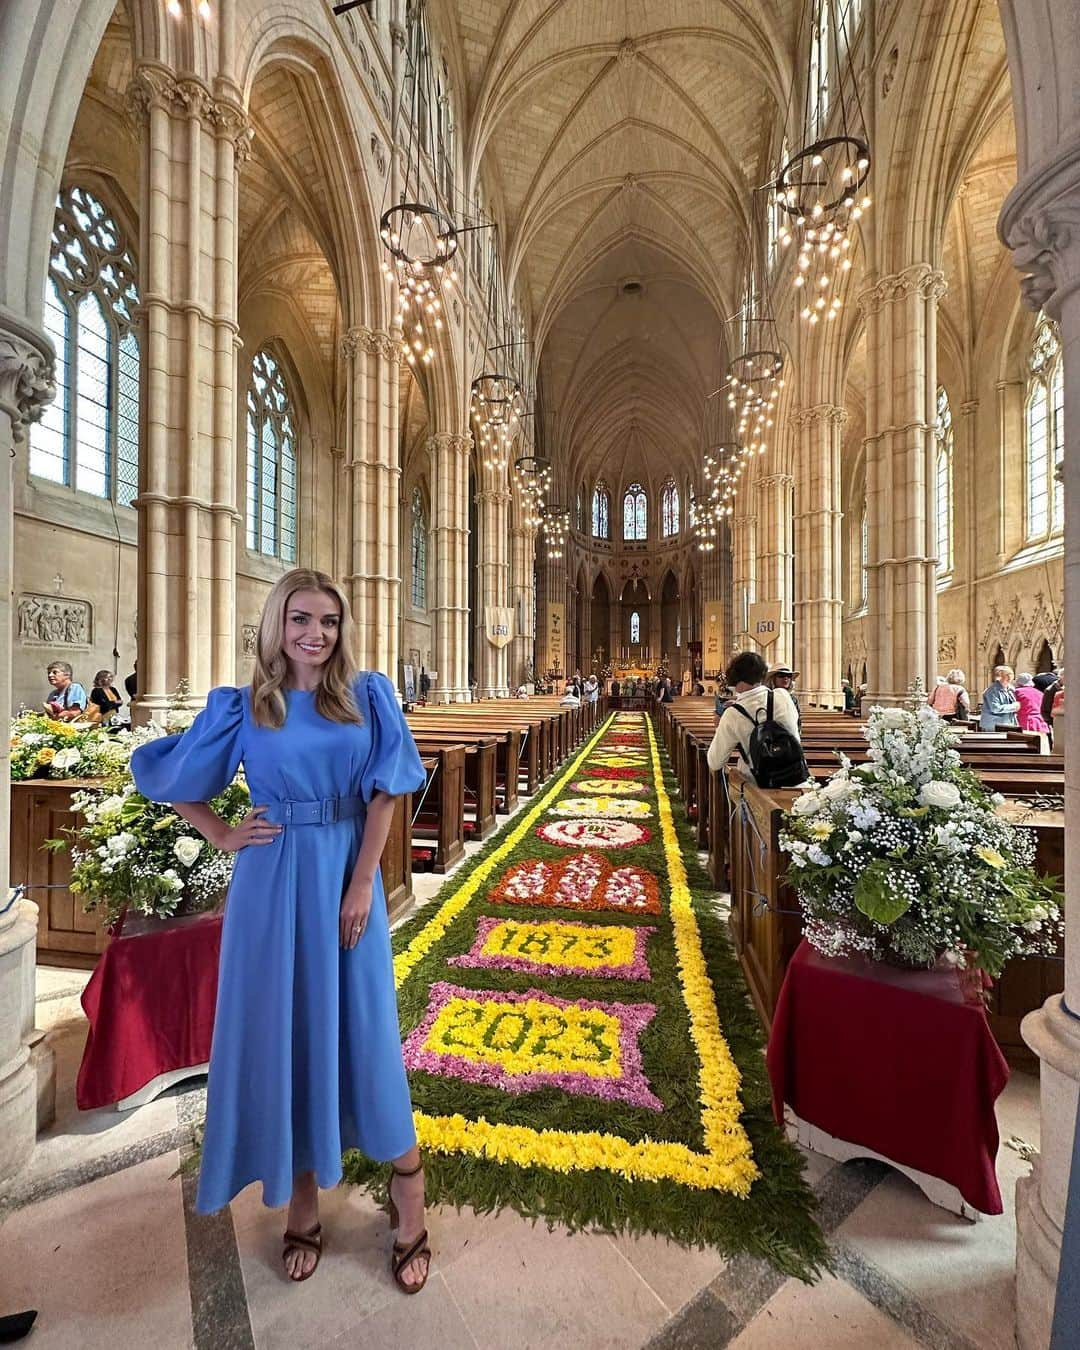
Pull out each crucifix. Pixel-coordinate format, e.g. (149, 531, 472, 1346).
(53, 573, 64, 594)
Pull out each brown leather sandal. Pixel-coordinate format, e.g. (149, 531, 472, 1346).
(387, 1162, 431, 1295)
(281, 1223, 322, 1282)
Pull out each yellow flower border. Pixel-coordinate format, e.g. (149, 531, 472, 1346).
(398, 712, 760, 1195)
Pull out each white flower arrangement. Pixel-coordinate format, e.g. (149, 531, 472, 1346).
(780, 701, 1063, 975)
(45, 691, 249, 926)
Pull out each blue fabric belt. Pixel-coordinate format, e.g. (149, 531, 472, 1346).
(263, 795, 365, 826)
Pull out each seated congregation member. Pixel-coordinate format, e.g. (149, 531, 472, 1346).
(42, 661, 87, 721)
(88, 670, 124, 724)
(707, 651, 808, 787)
(927, 668, 970, 723)
(130, 568, 431, 1292)
(560, 684, 581, 707)
(980, 664, 1021, 731)
(1013, 673, 1050, 733)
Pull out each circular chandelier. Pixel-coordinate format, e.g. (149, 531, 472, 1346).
(513, 453, 551, 530)
(471, 371, 526, 473)
(380, 204, 459, 366)
(726, 350, 784, 457)
(541, 503, 570, 560)
(774, 0, 871, 328)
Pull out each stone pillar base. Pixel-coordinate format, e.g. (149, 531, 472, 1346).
(29, 1027, 56, 1131)
(0, 903, 41, 1183)
(1015, 995, 1080, 1348)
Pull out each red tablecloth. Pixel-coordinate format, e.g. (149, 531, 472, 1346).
(76, 912, 221, 1110)
(766, 940, 1010, 1214)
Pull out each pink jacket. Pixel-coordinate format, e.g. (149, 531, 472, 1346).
(1014, 684, 1050, 733)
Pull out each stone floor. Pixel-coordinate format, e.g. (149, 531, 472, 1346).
(1, 829, 1041, 1350)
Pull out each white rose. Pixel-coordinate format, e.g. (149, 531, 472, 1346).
(918, 781, 962, 810)
(822, 777, 853, 801)
(107, 832, 137, 854)
(173, 836, 204, 868)
(791, 792, 823, 817)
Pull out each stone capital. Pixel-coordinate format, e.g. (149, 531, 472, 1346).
(857, 263, 947, 317)
(790, 403, 847, 428)
(1000, 182, 1080, 319)
(126, 66, 252, 162)
(0, 308, 56, 445)
(429, 431, 473, 457)
(340, 325, 396, 362)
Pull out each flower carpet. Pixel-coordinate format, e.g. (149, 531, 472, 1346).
(344, 713, 825, 1276)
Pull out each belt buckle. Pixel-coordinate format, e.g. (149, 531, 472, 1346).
(320, 798, 338, 825)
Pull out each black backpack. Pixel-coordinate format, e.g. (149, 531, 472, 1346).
(732, 690, 809, 789)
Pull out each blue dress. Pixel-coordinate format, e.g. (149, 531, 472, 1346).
(131, 672, 426, 1214)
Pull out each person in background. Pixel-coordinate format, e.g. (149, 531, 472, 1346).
(419, 666, 431, 701)
(1013, 673, 1051, 733)
(841, 678, 856, 713)
(928, 668, 971, 723)
(88, 670, 124, 724)
(611, 677, 621, 699)
(515, 683, 529, 699)
(124, 661, 137, 700)
(658, 676, 674, 704)
(560, 684, 581, 707)
(584, 674, 599, 704)
(980, 665, 1021, 731)
(43, 662, 87, 721)
(692, 679, 705, 696)
(707, 651, 804, 781)
(1036, 670, 1061, 729)
(767, 664, 801, 721)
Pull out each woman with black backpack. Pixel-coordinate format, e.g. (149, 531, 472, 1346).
(706, 651, 810, 789)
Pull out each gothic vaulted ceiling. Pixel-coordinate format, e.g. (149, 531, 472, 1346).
(448, 0, 798, 492)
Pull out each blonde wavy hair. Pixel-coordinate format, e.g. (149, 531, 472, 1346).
(251, 568, 362, 729)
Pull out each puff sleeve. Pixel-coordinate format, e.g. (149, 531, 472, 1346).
(358, 672, 427, 802)
(131, 686, 244, 803)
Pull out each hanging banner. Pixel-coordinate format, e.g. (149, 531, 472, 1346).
(485, 606, 514, 649)
(546, 603, 565, 673)
(703, 602, 726, 671)
(748, 601, 783, 648)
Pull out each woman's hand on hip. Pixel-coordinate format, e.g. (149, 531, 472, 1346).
(216, 805, 281, 852)
(340, 878, 373, 949)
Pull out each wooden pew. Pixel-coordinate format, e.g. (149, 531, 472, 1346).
(409, 743, 466, 872)
(725, 773, 1065, 1061)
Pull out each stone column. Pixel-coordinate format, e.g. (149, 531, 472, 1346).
(508, 521, 536, 686)
(858, 264, 946, 705)
(756, 470, 796, 670)
(731, 505, 757, 651)
(536, 552, 567, 680)
(1000, 180, 1080, 1350)
(0, 307, 55, 1180)
(476, 474, 512, 696)
(428, 432, 471, 700)
(791, 406, 846, 706)
(127, 67, 249, 714)
(342, 326, 402, 677)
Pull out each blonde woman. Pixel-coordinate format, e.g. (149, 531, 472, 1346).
(131, 569, 430, 1291)
(927, 668, 970, 723)
(980, 664, 1021, 731)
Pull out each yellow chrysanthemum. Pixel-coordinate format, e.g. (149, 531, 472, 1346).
(36, 747, 56, 765)
(975, 845, 1006, 869)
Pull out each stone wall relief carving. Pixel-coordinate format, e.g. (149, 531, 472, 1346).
(881, 46, 899, 100)
(17, 594, 92, 647)
(241, 624, 258, 658)
(938, 634, 957, 662)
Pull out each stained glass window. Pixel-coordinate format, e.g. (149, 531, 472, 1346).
(592, 481, 611, 539)
(859, 504, 868, 608)
(934, 387, 953, 575)
(623, 482, 647, 541)
(630, 611, 641, 644)
(411, 486, 427, 609)
(247, 350, 297, 562)
(661, 478, 679, 537)
(30, 185, 140, 504)
(1026, 317, 1064, 542)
